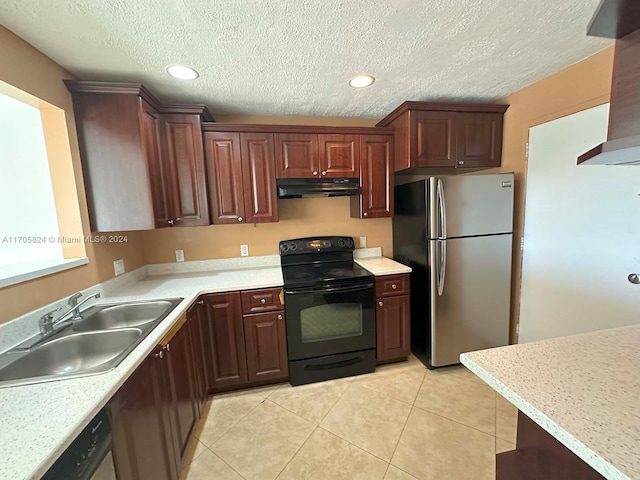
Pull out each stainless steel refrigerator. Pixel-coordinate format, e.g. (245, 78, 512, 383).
(393, 174, 514, 368)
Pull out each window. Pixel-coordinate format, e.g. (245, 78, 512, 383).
(0, 88, 87, 287)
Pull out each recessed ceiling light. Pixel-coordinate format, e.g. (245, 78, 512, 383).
(349, 74, 375, 88)
(166, 65, 199, 80)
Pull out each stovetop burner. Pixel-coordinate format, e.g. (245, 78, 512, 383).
(282, 261, 373, 287)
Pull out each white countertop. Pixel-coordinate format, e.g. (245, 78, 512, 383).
(460, 325, 640, 480)
(0, 264, 283, 480)
(355, 257, 411, 276)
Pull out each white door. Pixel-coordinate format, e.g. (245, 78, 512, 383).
(519, 103, 640, 343)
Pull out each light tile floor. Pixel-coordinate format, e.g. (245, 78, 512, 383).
(181, 356, 518, 480)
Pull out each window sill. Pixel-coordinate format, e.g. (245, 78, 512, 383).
(0, 258, 89, 288)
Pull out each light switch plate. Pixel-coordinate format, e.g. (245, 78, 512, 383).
(113, 259, 125, 276)
(359, 236, 367, 248)
(175, 249, 185, 262)
(240, 244, 249, 257)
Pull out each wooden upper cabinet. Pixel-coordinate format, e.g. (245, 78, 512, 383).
(455, 113, 503, 169)
(240, 133, 278, 223)
(318, 134, 360, 177)
(140, 99, 173, 229)
(201, 292, 249, 391)
(376, 102, 508, 171)
(275, 133, 319, 178)
(351, 135, 394, 219)
(411, 111, 457, 168)
(161, 114, 209, 226)
(204, 132, 246, 224)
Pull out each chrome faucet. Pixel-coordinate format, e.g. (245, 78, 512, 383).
(38, 292, 101, 337)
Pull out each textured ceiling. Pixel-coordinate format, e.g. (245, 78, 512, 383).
(0, 0, 612, 118)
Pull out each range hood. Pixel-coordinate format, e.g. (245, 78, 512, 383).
(277, 178, 359, 198)
(579, 0, 640, 165)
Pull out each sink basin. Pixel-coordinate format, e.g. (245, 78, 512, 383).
(73, 301, 174, 332)
(0, 297, 183, 388)
(0, 329, 142, 382)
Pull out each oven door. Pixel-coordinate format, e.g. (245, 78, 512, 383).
(284, 282, 376, 361)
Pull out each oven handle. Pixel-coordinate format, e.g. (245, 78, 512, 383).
(285, 283, 374, 295)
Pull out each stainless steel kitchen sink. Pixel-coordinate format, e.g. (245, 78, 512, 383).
(72, 301, 175, 332)
(0, 298, 183, 388)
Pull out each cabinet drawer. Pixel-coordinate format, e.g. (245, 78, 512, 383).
(241, 288, 284, 314)
(375, 274, 410, 297)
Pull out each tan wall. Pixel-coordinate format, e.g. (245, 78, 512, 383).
(0, 26, 146, 324)
(142, 115, 390, 263)
(494, 47, 614, 342)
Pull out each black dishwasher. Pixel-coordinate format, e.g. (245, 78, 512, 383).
(42, 409, 116, 480)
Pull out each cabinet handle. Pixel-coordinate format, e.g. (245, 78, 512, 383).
(363, 212, 368, 217)
(391, 284, 397, 289)
(238, 217, 243, 222)
(313, 171, 318, 176)
(458, 160, 465, 165)
(321, 171, 327, 176)
(260, 298, 266, 304)
(167, 219, 174, 225)
(154, 351, 164, 359)
(277, 314, 283, 320)
(378, 301, 384, 307)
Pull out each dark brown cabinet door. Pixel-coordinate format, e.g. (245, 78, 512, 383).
(351, 135, 393, 218)
(240, 133, 278, 223)
(162, 114, 210, 226)
(202, 292, 249, 390)
(410, 111, 457, 167)
(318, 134, 360, 177)
(108, 349, 177, 480)
(165, 323, 199, 468)
(187, 301, 208, 411)
(140, 99, 173, 228)
(204, 132, 246, 224)
(376, 295, 411, 362)
(243, 311, 288, 382)
(455, 113, 503, 168)
(275, 133, 319, 178)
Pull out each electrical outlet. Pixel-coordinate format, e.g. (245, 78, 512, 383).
(113, 259, 125, 276)
(240, 244, 249, 257)
(359, 236, 367, 248)
(175, 249, 185, 262)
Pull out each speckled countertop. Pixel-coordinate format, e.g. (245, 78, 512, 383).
(460, 325, 640, 480)
(355, 257, 411, 276)
(0, 262, 283, 480)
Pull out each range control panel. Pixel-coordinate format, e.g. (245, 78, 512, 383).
(279, 236, 354, 255)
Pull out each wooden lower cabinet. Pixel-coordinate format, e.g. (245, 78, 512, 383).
(108, 347, 178, 480)
(164, 322, 199, 467)
(376, 295, 411, 362)
(243, 311, 288, 382)
(201, 292, 249, 390)
(187, 300, 209, 409)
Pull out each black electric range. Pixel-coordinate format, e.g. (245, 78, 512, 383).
(280, 236, 376, 386)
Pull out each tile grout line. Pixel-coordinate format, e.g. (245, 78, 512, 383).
(272, 425, 318, 480)
(410, 401, 498, 439)
(189, 440, 247, 480)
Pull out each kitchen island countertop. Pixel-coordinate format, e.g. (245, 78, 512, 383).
(461, 325, 640, 480)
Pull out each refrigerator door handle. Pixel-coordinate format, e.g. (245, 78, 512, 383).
(436, 179, 447, 296)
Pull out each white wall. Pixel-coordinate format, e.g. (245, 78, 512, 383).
(0, 92, 62, 264)
(519, 104, 640, 343)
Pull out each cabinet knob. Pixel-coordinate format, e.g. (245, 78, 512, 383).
(163, 344, 170, 352)
(321, 171, 327, 176)
(277, 314, 283, 320)
(313, 171, 318, 176)
(167, 219, 174, 225)
(391, 284, 397, 289)
(363, 212, 368, 217)
(197, 300, 204, 305)
(260, 298, 266, 304)
(154, 350, 164, 359)
(458, 160, 465, 165)
(378, 301, 384, 307)
(238, 217, 243, 222)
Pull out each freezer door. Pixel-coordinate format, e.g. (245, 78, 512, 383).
(429, 234, 512, 367)
(434, 174, 514, 238)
